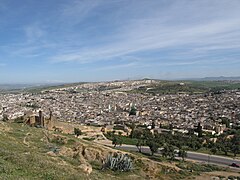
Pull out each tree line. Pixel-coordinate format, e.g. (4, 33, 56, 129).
(106, 124, 240, 160)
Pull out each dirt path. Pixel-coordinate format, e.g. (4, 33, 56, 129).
(23, 132, 31, 147)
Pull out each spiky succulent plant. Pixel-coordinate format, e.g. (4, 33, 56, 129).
(102, 153, 133, 172)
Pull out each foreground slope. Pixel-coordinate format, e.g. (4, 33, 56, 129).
(0, 121, 182, 179)
(0, 121, 239, 180)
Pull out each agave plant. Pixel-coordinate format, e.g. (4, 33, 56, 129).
(102, 153, 133, 172)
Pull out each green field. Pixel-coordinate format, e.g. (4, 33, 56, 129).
(130, 81, 240, 95)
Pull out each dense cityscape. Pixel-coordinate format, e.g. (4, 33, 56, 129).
(1, 80, 240, 136)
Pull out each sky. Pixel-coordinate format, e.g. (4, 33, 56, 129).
(0, 0, 240, 83)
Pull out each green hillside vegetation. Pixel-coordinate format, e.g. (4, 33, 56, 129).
(2, 80, 239, 95)
(130, 81, 240, 95)
(0, 122, 134, 179)
(0, 122, 199, 180)
(1, 121, 237, 179)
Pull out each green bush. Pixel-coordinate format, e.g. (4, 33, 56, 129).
(83, 137, 95, 141)
(74, 128, 82, 137)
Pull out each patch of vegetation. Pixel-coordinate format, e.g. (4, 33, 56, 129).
(0, 122, 161, 179)
(130, 81, 240, 95)
(74, 127, 82, 137)
(0, 122, 86, 179)
(107, 126, 240, 158)
(102, 153, 133, 172)
(83, 137, 95, 141)
(105, 133, 139, 145)
(176, 162, 223, 173)
(0, 122, 235, 180)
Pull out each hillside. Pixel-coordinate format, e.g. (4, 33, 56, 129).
(0, 121, 182, 179)
(0, 121, 239, 180)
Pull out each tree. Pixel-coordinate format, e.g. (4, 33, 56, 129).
(130, 129, 139, 138)
(232, 145, 240, 157)
(178, 148, 187, 161)
(231, 134, 240, 157)
(221, 117, 230, 128)
(74, 128, 82, 137)
(217, 139, 230, 155)
(210, 147, 217, 155)
(112, 137, 118, 147)
(112, 137, 122, 148)
(119, 138, 123, 146)
(129, 122, 136, 138)
(136, 139, 145, 153)
(188, 138, 202, 150)
(130, 125, 153, 140)
(142, 129, 154, 140)
(206, 140, 215, 149)
(2, 114, 8, 122)
(129, 106, 137, 116)
(147, 140, 159, 156)
(151, 120, 155, 129)
(162, 145, 175, 160)
(154, 133, 165, 147)
(196, 122, 203, 137)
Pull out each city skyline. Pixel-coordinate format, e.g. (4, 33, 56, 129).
(0, 0, 240, 83)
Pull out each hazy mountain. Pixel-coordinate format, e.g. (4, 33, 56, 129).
(0, 83, 63, 90)
(199, 76, 240, 81)
(180, 76, 240, 81)
(0, 84, 34, 90)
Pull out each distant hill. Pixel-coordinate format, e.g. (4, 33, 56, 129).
(192, 76, 240, 81)
(0, 84, 34, 90)
(0, 83, 64, 91)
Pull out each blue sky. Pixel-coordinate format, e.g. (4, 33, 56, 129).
(0, 0, 240, 83)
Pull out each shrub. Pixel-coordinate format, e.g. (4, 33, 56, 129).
(82, 137, 95, 141)
(74, 128, 82, 137)
(102, 153, 133, 172)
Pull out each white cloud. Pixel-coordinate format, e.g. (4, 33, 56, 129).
(48, 0, 240, 67)
(3, 0, 240, 72)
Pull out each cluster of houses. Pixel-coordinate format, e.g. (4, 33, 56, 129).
(0, 80, 239, 136)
